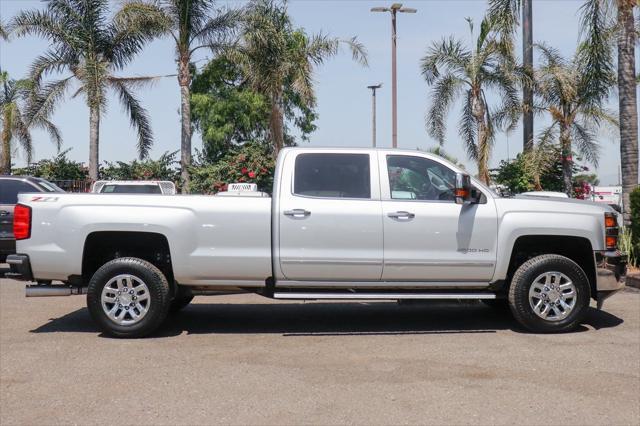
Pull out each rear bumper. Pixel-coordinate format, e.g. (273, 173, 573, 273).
(5, 254, 33, 281)
(595, 251, 627, 308)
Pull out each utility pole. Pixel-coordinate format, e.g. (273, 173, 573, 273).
(522, 0, 534, 152)
(371, 3, 416, 148)
(367, 84, 382, 147)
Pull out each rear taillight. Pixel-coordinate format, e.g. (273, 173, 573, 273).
(13, 204, 31, 240)
(604, 212, 618, 250)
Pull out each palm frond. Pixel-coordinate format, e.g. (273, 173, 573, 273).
(425, 74, 465, 144)
(0, 19, 9, 41)
(459, 89, 478, 160)
(340, 36, 368, 67)
(487, 0, 521, 36)
(572, 121, 600, 166)
(25, 77, 72, 126)
(190, 6, 241, 54)
(10, 108, 33, 163)
(576, 0, 616, 107)
(110, 79, 153, 159)
(421, 37, 470, 84)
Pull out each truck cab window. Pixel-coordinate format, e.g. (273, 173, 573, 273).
(294, 153, 371, 199)
(387, 155, 456, 201)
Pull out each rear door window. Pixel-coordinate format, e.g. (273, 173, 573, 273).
(293, 153, 371, 199)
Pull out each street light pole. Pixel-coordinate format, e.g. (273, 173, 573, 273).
(371, 3, 416, 148)
(367, 84, 382, 147)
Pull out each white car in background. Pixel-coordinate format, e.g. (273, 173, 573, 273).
(91, 180, 176, 195)
(520, 191, 569, 199)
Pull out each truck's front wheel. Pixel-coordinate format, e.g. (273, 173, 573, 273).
(508, 254, 590, 333)
(87, 257, 171, 338)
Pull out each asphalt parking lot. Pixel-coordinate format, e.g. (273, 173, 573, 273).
(1, 276, 639, 426)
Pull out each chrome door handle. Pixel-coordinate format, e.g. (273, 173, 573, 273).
(388, 211, 415, 219)
(0, 211, 9, 217)
(284, 209, 311, 218)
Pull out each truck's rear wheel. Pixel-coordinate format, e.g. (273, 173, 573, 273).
(508, 254, 590, 333)
(87, 257, 171, 338)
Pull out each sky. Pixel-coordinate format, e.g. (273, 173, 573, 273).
(0, 0, 636, 185)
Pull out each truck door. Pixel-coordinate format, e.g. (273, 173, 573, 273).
(380, 153, 498, 282)
(277, 151, 383, 281)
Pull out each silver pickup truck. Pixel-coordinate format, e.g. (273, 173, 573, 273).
(7, 147, 627, 337)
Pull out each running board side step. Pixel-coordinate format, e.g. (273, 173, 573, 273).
(273, 292, 496, 300)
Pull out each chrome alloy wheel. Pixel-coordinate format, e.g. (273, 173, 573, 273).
(528, 272, 577, 322)
(101, 274, 150, 326)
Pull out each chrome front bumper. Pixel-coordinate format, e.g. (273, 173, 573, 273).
(595, 251, 627, 309)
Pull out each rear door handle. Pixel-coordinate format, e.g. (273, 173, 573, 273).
(284, 209, 311, 218)
(387, 211, 415, 219)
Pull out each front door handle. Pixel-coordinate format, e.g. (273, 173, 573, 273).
(0, 210, 9, 217)
(387, 211, 415, 219)
(284, 209, 311, 218)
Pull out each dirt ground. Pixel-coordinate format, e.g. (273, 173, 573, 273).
(1, 277, 639, 425)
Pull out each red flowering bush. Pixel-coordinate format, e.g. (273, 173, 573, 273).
(189, 142, 275, 194)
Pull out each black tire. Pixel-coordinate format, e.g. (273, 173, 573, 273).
(508, 254, 591, 333)
(87, 257, 171, 338)
(170, 286, 194, 313)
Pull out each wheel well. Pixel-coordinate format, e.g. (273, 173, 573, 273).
(82, 232, 174, 290)
(506, 235, 596, 297)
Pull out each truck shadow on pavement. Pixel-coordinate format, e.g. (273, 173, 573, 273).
(30, 300, 624, 338)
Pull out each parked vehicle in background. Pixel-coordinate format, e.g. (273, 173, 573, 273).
(91, 180, 176, 195)
(520, 191, 570, 199)
(7, 148, 627, 337)
(591, 186, 623, 213)
(0, 176, 65, 263)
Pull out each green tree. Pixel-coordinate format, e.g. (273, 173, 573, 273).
(227, 0, 367, 157)
(115, 0, 240, 192)
(532, 44, 616, 195)
(425, 146, 465, 169)
(191, 57, 319, 162)
(100, 151, 179, 182)
(421, 17, 523, 184)
(13, 148, 87, 180)
(580, 0, 638, 225)
(1, 71, 61, 174)
(12, 0, 161, 180)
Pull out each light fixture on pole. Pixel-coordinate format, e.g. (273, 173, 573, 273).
(371, 3, 416, 149)
(367, 84, 382, 147)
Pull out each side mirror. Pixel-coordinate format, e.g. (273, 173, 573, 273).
(455, 173, 472, 205)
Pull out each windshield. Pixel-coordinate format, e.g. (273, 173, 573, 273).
(34, 179, 65, 192)
(101, 184, 162, 194)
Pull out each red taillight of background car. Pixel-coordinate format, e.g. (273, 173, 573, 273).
(13, 204, 32, 240)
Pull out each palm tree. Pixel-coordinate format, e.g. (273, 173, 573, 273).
(227, 0, 367, 157)
(421, 17, 522, 184)
(11, 0, 160, 180)
(115, 0, 240, 192)
(1, 71, 62, 174)
(580, 0, 638, 224)
(533, 44, 616, 195)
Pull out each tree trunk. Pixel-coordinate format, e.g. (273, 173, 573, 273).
(269, 92, 284, 157)
(617, 0, 639, 225)
(472, 94, 491, 184)
(1, 108, 12, 174)
(560, 124, 572, 196)
(179, 56, 192, 194)
(88, 104, 100, 181)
